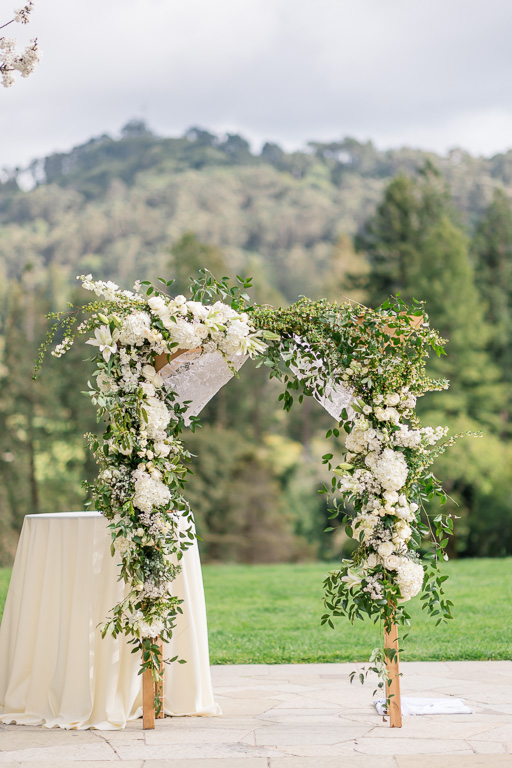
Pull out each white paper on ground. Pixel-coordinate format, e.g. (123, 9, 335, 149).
(374, 697, 474, 716)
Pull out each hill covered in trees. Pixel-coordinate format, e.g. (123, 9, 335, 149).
(0, 121, 510, 564)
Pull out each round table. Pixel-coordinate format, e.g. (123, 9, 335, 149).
(0, 512, 220, 729)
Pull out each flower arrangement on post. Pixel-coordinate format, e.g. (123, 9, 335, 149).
(251, 294, 479, 720)
(37, 273, 267, 717)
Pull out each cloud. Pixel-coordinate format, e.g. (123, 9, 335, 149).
(2, 0, 512, 168)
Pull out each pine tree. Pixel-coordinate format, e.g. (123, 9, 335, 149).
(356, 169, 507, 555)
(472, 188, 512, 433)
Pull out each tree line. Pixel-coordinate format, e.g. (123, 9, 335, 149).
(0, 135, 510, 564)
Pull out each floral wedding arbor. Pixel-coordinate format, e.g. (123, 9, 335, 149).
(38, 271, 470, 729)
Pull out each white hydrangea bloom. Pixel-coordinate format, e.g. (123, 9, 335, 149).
(396, 559, 424, 601)
(144, 396, 171, 439)
(119, 311, 151, 346)
(132, 470, 171, 514)
(372, 448, 409, 492)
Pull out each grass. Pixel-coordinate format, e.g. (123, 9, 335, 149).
(1, 559, 510, 663)
(202, 559, 512, 663)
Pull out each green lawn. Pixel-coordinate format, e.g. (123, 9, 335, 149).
(1, 560, 510, 663)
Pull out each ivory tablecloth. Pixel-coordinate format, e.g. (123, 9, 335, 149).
(0, 512, 221, 729)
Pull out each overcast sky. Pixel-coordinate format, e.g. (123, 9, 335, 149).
(2, 0, 512, 169)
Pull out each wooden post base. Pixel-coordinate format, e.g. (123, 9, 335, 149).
(142, 637, 165, 729)
(384, 620, 402, 728)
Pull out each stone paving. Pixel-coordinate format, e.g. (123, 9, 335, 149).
(1, 661, 512, 767)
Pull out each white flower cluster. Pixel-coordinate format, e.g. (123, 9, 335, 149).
(147, 293, 267, 358)
(371, 448, 409, 492)
(334, 386, 449, 603)
(0, 34, 40, 87)
(395, 559, 425, 601)
(132, 465, 171, 515)
(79, 274, 135, 301)
(128, 610, 165, 639)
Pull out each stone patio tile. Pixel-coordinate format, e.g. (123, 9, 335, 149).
(16, 763, 143, 768)
(143, 727, 254, 745)
(146, 715, 261, 729)
(342, 737, 473, 755)
(0, 742, 117, 763)
(0, 730, 101, 750)
(255, 708, 348, 725)
(115, 743, 286, 760)
(266, 744, 363, 757)
(270, 695, 341, 710)
(400, 662, 451, 674)
(264, 664, 355, 676)
(143, 760, 268, 768)
(471, 724, 512, 741)
(398, 675, 475, 691)
(365, 718, 498, 740)
(443, 662, 512, 683)
(396, 756, 512, 767)
(435, 681, 512, 703)
(211, 665, 271, 677)
(269, 757, 398, 768)
(479, 704, 512, 715)
(469, 741, 508, 754)
(215, 698, 277, 716)
(253, 724, 372, 746)
(216, 688, 287, 700)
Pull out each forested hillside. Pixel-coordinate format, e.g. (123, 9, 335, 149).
(0, 121, 510, 564)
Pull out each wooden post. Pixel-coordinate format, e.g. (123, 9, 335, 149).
(155, 637, 165, 719)
(384, 619, 402, 728)
(142, 636, 165, 729)
(142, 664, 155, 729)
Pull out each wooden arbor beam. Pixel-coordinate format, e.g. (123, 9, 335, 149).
(142, 351, 190, 730)
(142, 638, 165, 729)
(384, 619, 402, 728)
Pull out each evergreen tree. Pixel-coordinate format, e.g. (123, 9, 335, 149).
(356, 169, 507, 555)
(472, 188, 512, 433)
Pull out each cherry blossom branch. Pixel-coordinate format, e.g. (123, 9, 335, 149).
(1, 2, 40, 88)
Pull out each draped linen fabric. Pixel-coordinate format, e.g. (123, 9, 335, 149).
(0, 512, 221, 730)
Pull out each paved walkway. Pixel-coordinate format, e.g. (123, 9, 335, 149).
(1, 662, 512, 767)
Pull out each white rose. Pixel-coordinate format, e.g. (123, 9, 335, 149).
(385, 393, 401, 406)
(377, 541, 394, 558)
(148, 296, 168, 313)
(383, 554, 401, 570)
(394, 521, 412, 541)
(366, 553, 378, 568)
